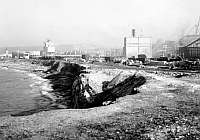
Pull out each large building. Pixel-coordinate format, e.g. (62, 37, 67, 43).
(123, 29, 152, 58)
(178, 35, 200, 59)
(42, 40, 56, 57)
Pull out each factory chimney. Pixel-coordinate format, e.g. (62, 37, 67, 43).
(132, 29, 135, 37)
(124, 37, 126, 47)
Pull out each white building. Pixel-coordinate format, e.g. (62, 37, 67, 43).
(5, 49, 12, 58)
(42, 40, 55, 57)
(123, 30, 152, 58)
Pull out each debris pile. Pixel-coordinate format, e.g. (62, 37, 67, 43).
(44, 61, 87, 108)
(45, 62, 146, 109)
(90, 74, 146, 107)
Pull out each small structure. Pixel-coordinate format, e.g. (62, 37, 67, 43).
(23, 52, 30, 59)
(29, 51, 41, 58)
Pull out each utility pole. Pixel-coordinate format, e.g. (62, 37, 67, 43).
(17, 49, 20, 59)
(163, 44, 167, 57)
(138, 37, 140, 58)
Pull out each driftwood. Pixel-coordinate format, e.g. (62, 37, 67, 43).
(89, 75, 146, 107)
(102, 71, 137, 91)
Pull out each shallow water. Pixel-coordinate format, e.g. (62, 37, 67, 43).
(0, 68, 50, 116)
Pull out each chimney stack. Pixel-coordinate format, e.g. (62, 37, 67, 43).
(124, 37, 126, 47)
(132, 29, 135, 37)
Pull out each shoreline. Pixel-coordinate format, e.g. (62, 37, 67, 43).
(0, 59, 140, 115)
(0, 59, 57, 116)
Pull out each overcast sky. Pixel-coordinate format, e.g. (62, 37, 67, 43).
(0, 0, 200, 48)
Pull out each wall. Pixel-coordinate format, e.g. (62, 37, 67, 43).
(124, 37, 152, 58)
(179, 47, 200, 59)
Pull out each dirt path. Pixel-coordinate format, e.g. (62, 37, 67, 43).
(0, 69, 200, 139)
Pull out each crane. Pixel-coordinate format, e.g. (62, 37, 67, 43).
(195, 16, 200, 35)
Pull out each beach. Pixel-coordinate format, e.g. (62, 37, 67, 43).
(0, 59, 57, 116)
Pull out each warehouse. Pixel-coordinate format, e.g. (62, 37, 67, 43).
(178, 35, 200, 59)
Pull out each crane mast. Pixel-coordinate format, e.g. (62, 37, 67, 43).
(195, 16, 200, 35)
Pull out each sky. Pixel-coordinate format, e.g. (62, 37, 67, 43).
(0, 0, 200, 48)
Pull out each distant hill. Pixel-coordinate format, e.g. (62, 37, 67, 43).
(0, 46, 41, 54)
(55, 43, 110, 51)
(0, 43, 121, 54)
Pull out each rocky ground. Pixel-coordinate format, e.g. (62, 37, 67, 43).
(0, 61, 200, 139)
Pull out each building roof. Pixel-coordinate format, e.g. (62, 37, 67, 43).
(179, 35, 200, 47)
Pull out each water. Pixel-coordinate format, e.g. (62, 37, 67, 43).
(0, 67, 50, 116)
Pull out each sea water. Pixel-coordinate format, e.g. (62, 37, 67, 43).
(0, 67, 51, 116)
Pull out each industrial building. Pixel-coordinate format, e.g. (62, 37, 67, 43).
(123, 29, 152, 58)
(42, 40, 56, 57)
(178, 18, 200, 59)
(178, 35, 200, 59)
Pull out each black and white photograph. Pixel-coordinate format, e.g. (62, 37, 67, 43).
(0, 0, 200, 139)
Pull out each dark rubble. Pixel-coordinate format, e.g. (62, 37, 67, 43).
(45, 61, 146, 109)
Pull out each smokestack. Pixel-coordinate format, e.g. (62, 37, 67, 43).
(124, 37, 126, 47)
(132, 29, 135, 37)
